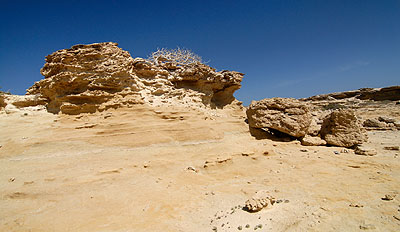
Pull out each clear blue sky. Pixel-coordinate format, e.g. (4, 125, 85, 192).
(0, 0, 399, 105)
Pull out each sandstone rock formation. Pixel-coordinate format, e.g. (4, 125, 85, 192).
(320, 109, 367, 147)
(246, 98, 312, 138)
(244, 190, 275, 212)
(26, 42, 244, 114)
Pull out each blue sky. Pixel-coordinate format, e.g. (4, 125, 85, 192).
(0, 0, 399, 105)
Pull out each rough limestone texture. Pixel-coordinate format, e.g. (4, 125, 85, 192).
(26, 42, 244, 114)
(301, 135, 327, 146)
(244, 190, 276, 212)
(246, 98, 312, 138)
(320, 109, 367, 147)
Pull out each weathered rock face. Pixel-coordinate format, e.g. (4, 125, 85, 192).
(26, 42, 244, 114)
(246, 98, 312, 138)
(320, 109, 367, 147)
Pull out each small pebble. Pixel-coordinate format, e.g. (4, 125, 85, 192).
(245, 224, 250, 228)
(284, 199, 290, 203)
(333, 151, 340, 155)
(359, 224, 376, 230)
(381, 194, 395, 201)
(238, 225, 243, 230)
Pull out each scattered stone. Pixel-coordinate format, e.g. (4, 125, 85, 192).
(9, 178, 15, 182)
(245, 224, 250, 228)
(348, 165, 361, 168)
(186, 166, 198, 172)
(340, 149, 349, 153)
(237, 225, 242, 230)
(301, 135, 327, 146)
(355, 145, 377, 156)
(349, 203, 363, 207)
(75, 123, 97, 129)
(284, 199, 290, 203)
(381, 194, 395, 201)
(384, 146, 399, 151)
(333, 151, 340, 155)
(320, 109, 367, 147)
(359, 224, 376, 230)
(246, 98, 312, 138)
(241, 152, 255, 156)
(300, 149, 308, 152)
(244, 190, 276, 212)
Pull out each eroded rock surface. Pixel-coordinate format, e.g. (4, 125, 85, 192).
(246, 98, 312, 138)
(26, 42, 244, 114)
(320, 109, 367, 147)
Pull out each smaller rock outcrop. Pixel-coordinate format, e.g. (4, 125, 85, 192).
(363, 117, 399, 130)
(0, 94, 6, 108)
(244, 190, 275, 212)
(354, 145, 377, 156)
(320, 109, 367, 147)
(246, 98, 312, 138)
(301, 135, 327, 146)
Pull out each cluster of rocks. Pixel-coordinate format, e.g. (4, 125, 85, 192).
(246, 98, 368, 148)
(21, 42, 244, 114)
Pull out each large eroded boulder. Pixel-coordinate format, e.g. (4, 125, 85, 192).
(246, 98, 312, 138)
(320, 109, 367, 147)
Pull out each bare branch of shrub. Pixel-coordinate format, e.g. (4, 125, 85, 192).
(147, 47, 203, 66)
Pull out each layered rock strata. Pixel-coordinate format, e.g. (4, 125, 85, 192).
(302, 86, 400, 101)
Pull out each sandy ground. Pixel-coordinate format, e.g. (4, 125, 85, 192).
(1, 105, 399, 231)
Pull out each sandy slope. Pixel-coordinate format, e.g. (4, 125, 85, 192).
(1, 105, 399, 231)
